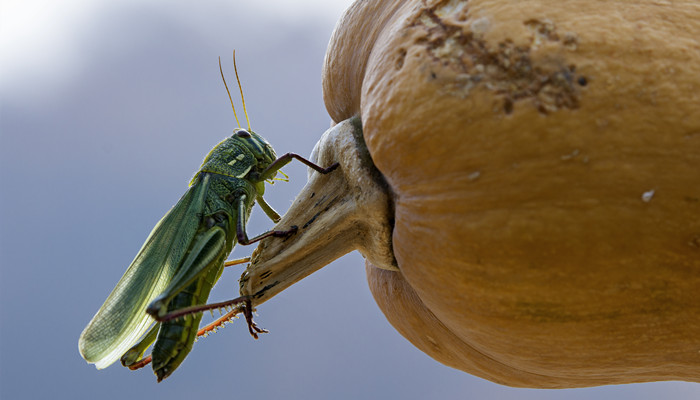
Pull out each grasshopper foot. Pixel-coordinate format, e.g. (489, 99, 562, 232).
(271, 225, 297, 239)
(243, 298, 268, 339)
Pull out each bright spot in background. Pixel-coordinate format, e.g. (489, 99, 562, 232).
(0, 0, 352, 106)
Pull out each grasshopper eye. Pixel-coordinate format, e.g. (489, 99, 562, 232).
(234, 129, 251, 138)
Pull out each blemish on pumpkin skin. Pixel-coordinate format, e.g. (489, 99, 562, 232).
(410, 2, 584, 115)
(425, 335, 440, 352)
(688, 234, 700, 249)
(395, 48, 407, 70)
(563, 33, 579, 51)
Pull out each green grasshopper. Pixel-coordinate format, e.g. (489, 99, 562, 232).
(78, 53, 339, 381)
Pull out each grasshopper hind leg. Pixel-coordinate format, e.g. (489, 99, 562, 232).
(120, 323, 160, 369)
(242, 297, 268, 339)
(154, 295, 267, 339)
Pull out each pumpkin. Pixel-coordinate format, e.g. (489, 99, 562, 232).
(243, 0, 700, 388)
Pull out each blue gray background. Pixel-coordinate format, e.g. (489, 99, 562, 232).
(1, 1, 698, 398)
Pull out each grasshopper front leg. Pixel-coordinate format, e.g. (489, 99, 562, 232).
(235, 194, 298, 246)
(236, 155, 339, 244)
(259, 153, 339, 181)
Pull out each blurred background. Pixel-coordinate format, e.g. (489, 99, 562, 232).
(1, 0, 699, 398)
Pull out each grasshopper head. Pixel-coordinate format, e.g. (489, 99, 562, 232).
(232, 128, 277, 172)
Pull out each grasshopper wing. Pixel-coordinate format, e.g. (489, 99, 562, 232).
(79, 175, 211, 369)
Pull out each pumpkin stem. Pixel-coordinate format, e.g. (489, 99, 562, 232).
(239, 117, 397, 307)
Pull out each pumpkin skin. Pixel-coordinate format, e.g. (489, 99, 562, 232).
(323, 0, 700, 388)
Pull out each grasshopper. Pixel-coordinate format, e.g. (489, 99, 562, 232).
(78, 52, 339, 381)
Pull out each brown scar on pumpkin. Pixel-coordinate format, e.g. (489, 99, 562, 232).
(407, 1, 586, 115)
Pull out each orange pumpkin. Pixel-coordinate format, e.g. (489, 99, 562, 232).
(244, 0, 700, 388)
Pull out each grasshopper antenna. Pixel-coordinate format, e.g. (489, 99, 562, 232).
(232, 50, 251, 131)
(219, 56, 241, 128)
